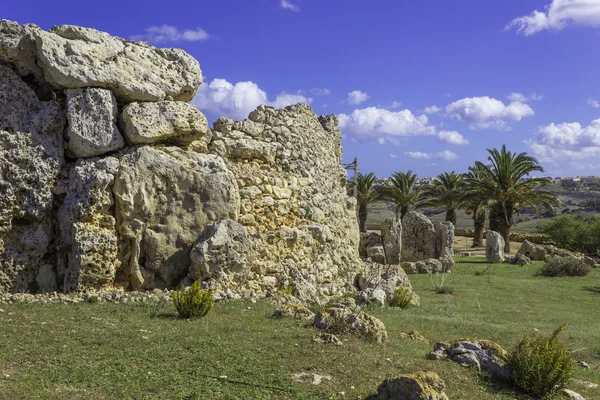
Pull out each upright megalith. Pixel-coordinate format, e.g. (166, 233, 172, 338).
(435, 221, 455, 271)
(401, 211, 436, 262)
(486, 231, 505, 263)
(381, 218, 402, 264)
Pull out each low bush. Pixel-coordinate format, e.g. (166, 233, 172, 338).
(389, 287, 413, 308)
(508, 323, 573, 398)
(539, 256, 591, 277)
(430, 273, 454, 294)
(171, 280, 214, 319)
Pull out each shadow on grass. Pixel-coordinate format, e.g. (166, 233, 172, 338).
(456, 260, 492, 264)
(583, 285, 600, 295)
(478, 374, 531, 400)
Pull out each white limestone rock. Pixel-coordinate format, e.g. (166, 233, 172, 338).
(120, 101, 211, 146)
(65, 88, 124, 158)
(113, 146, 240, 290)
(486, 231, 505, 263)
(401, 211, 436, 262)
(381, 217, 402, 264)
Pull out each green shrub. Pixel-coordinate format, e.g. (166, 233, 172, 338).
(539, 256, 591, 277)
(508, 323, 573, 398)
(171, 281, 214, 319)
(430, 273, 454, 294)
(389, 287, 413, 308)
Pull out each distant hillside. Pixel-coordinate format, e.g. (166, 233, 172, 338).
(365, 177, 600, 233)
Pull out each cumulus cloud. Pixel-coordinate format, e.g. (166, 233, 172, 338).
(390, 101, 402, 109)
(506, 0, 600, 36)
(309, 88, 331, 96)
(445, 96, 535, 130)
(526, 118, 600, 162)
(280, 0, 299, 11)
(131, 25, 210, 43)
(507, 92, 544, 102)
(389, 153, 398, 159)
(405, 150, 459, 161)
(338, 107, 435, 140)
(193, 78, 311, 119)
(588, 97, 600, 109)
(424, 105, 442, 114)
(348, 90, 370, 105)
(437, 130, 469, 145)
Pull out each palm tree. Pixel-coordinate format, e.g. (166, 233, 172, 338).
(355, 172, 381, 232)
(462, 145, 559, 252)
(380, 170, 427, 219)
(422, 171, 464, 226)
(461, 165, 489, 247)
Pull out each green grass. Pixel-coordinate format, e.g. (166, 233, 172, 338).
(1, 258, 599, 399)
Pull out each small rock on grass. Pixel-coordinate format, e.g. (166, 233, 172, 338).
(562, 389, 586, 400)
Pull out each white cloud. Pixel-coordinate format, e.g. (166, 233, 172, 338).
(424, 105, 442, 114)
(405, 150, 459, 161)
(309, 88, 331, 96)
(322, 103, 328, 108)
(337, 107, 436, 140)
(389, 153, 398, 159)
(425, 163, 438, 167)
(193, 78, 311, 119)
(588, 97, 600, 109)
(437, 130, 469, 145)
(445, 96, 535, 130)
(280, 0, 299, 11)
(506, 0, 600, 36)
(131, 25, 210, 43)
(347, 90, 370, 105)
(526, 118, 600, 162)
(507, 92, 544, 102)
(390, 101, 402, 109)
(377, 137, 386, 145)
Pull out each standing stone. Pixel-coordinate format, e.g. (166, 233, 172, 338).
(401, 211, 436, 262)
(359, 232, 382, 258)
(367, 246, 387, 264)
(381, 218, 402, 264)
(189, 220, 255, 283)
(65, 88, 124, 158)
(435, 221, 455, 271)
(486, 231, 505, 263)
(120, 101, 211, 147)
(113, 146, 240, 290)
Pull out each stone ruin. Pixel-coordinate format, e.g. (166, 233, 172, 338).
(0, 20, 364, 300)
(359, 211, 455, 274)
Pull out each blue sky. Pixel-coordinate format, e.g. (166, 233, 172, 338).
(4, 0, 600, 177)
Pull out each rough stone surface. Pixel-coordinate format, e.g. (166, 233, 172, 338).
(401, 259, 445, 275)
(429, 339, 510, 381)
(381, 218, 402, 264)
(402, 212, 436, 262)
(486, 231, 505, 263)
(120, 101, 211, 147)
(435, 221, 455, 271)
(504, 253, 532, 266)
(0, 20, 26, 67)
(24, 24, 202, 102)
(272, 302, 315, 320)
(0, 66, 65, 294)
(189, 220, 255, 283)
(113, 147, 240, 290)
(367, 245, 387, 264)
(374, 371, 448, 400)
(65, 88, 124, 158)
(517, 240, 547, 261)
(359, 232, 382, 258)
(562, 389, 586, 400)
(399, 330, 429, 343)
(356, 263, 414, 306)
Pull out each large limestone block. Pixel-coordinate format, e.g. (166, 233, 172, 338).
(486, 231, 505, 263)
(58, 157, 120, 292)
(401, 211, 436, 262)
(189, 220, 255, 282)
(516, 240, 547, 261)
(0, 66, 64, 293)
(120, 101, 210, 146)
(435, 221, 455, 271)
(26, 25, 202, 102)
(0, 19, 24, 67)
(381, 218, 402, 264)
(66, 88, 124, 158)
(113, 147, 240, 290)
(376, 371, 448, 400)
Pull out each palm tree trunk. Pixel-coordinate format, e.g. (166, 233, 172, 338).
(358, 204, 368, 232)
(499, 205, 513, 253)
(445, 209, 457, 226)
(489, 208, 501, 232)
(472, 212, 485, 247)
(400, 205, 409, 219)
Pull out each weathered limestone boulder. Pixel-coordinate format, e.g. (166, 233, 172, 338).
(356, 262, 415, 306)
(120, 101, 211, 148)
(189, 219, 254, 283)
(113, 146, 240, 290)
(272, 302, 315, 320)
(19, 24, 202, 102)
(562, 389, 586, 400)
(486, 231, 505, 263)
(401, 258, 445, 275)
(314, 298, 388, 343)
(359, 232, 382, 258)
(435, 221, 455, 271)
(65, 88, 124, 158)
(402, 211, 436, 262)
(374, 371, 448, 400)
(381, 218, 402, 264)
(517, 240, 547, 261)
(35, 264, 58, 293)
(58, 157, 120, 292)
(0, 20, 26, 67)
(429, 339, 510, 380)
(504, 253, 532, 266)
(0, 66, 64, 293)
(367, 245, 387, 264)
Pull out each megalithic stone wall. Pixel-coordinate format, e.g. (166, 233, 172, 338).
(0, 20, 362, 299)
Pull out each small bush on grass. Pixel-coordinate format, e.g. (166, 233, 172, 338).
(389, 287, 413, 308)
(508, 323, 573, 399)
(430, 273, 455, 294)
(171, 281, 214, 319)
(539, 256, 591, 277)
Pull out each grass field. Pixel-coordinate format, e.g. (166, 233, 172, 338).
(1, 258, 599, 399)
